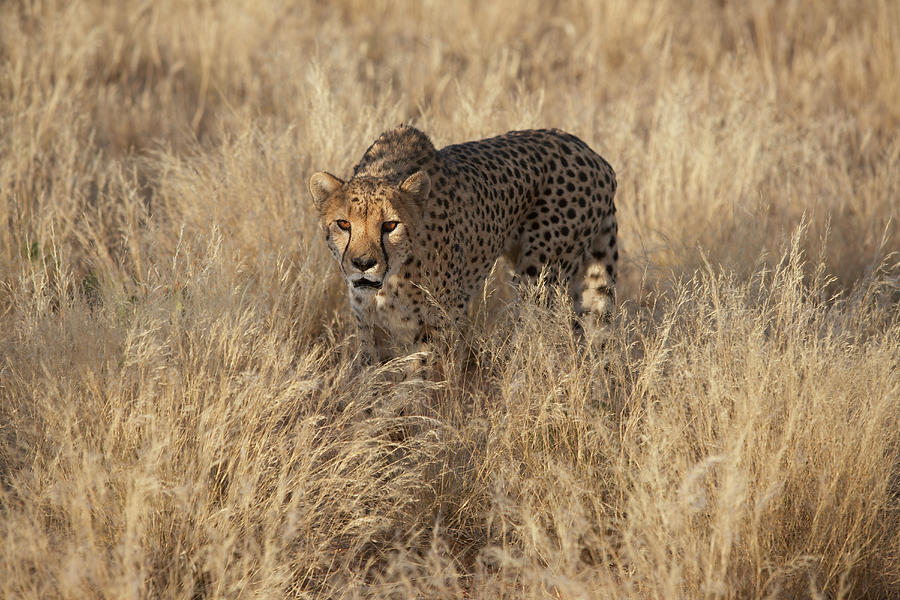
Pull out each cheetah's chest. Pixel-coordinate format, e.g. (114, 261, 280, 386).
(370, 277, 422, 337)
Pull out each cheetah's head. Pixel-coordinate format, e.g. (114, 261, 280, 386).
(308, 170, 430, 296)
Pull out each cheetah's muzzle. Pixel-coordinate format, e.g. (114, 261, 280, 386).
(352, 277, 383, 290)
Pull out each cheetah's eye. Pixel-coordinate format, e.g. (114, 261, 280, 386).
(381, 221, 399, 233)
(336, 219, 351, 231)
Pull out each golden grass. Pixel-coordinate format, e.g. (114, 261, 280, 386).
(2, 1, 900, 598)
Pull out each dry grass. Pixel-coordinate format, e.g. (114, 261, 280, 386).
(2, 1, 900, 598)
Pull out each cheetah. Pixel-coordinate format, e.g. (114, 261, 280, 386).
(309, 125, 617, 364)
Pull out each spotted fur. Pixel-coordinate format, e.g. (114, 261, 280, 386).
(309, 125, 617, 362)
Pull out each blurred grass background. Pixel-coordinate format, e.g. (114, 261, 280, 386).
(1, 1, 899, 598)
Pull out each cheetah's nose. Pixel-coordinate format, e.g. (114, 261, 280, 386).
(351, 256, 377, 271)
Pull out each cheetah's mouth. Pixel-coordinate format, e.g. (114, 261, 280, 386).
(352, 277, 383, 290)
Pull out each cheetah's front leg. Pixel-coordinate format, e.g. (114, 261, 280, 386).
(394, 305, 461, 381)
(353, 311, 378, 367)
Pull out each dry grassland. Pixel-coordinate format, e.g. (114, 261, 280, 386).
(2, 1, 900, 598)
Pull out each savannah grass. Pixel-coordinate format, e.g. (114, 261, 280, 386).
(2, 1, 899, 598)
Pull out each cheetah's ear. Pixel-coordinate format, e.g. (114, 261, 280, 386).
(309, 171, 344, 210)
(399, 171, 430, 202)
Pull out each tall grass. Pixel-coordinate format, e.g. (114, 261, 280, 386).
(2, 1, 899, 598)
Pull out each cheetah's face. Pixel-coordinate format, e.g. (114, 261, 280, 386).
(309, 171, 430, 296)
